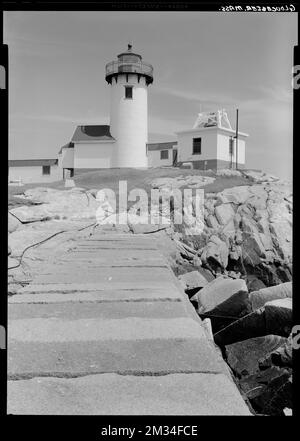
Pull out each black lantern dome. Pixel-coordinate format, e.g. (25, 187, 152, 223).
(105, 44, 153, 85)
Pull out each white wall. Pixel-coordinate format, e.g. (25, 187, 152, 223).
(109, 74, 148, 168)
(74, 142, 114, 169)
(9, 165, 62, 184)
(59, 147, 74, 169)
(148, 149, 173, 167)
(217, 133, 246, 165)
(177, 129, 218, 163)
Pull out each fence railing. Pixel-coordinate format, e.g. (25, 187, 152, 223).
(105, 60, 153, 77)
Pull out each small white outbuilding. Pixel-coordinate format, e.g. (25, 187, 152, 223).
(176, 110, 248, 170)
(147, 141, 178, 167)
(8, 159, 62, 184)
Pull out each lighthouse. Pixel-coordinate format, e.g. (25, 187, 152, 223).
(105, 44, 153, 168)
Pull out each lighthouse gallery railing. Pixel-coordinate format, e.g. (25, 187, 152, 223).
(105, 60, 153, 77)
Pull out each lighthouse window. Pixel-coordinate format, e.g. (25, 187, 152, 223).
(160, 150, 169, 160)
(125, 86, 133, 99)
(192, 138, 202, 155)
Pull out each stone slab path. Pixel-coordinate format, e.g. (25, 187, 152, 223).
(8, 230, 250, 415)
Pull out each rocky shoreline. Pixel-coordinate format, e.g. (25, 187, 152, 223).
(8, 169, 293, 415)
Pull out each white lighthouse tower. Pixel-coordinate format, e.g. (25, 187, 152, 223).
(105, 44, 153, 168)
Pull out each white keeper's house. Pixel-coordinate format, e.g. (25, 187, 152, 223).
(175, 109, 248, 170)
(9, 44, 249, 183)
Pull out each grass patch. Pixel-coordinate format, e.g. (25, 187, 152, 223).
(73, 167, 252, 195)
(203, 175, 252, 194)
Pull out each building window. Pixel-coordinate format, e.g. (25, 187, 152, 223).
(125, 86, 133, 99)
(42, 165, 50, 175)
(160, 150, 169, 160)
(193, 137, 202, 155)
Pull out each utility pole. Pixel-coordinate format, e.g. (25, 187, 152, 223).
(235, 108, 239, 170)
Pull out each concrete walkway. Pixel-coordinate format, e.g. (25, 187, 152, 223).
(8, 230, 251, 415)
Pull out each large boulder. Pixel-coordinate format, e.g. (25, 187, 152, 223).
(8, 256, 19, 269)
(242, 230, 266, 265)
(215, 308, 265, 346)
(216, 169, 242, 177)
(13, 187, 100, 221)
(266, 185, 292, 263)
(259, 333, 292, 369)
(216, 186, 250, 205)
(8, 212, 22, 233)
(240, 216, 266, 265)
(151, 175, 215, 190)
(8, 223, 69, 257)
(269, 220, 292, 263)
(199, 181, 292, 285)
(9, 205, 51, 223)
(249, 282, 292, 310)
(151, 177, 184, 190)
(214, 203, 235, 225)
(206, 214, 220, 230)
(264, 298, 292, 337)
(242, 170, 280, 183)
(178, 270, 209, 293)
(22, 187, 56, 200)
(200, 235, 229, 269)
(247, 275, 266, 292)
(214, 298, 292, 346)
(237, 365, 292, 415)
(225, 334, 287, 377)
(48, 190, 98, 220)
(191, 276, 248, 315)
(216, 168, 242, 177)
(174, 239, 197, 261)
(239, 366, 288, 401)
(221, 220, 236, 240)
(184, 175, 215, 187)
(204, 198, 217, 215)
(198, 286, 251, 334)
(250, 372, 292, 415)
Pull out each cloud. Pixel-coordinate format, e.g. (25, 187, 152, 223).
(248, 84, 293, 104)
(10, 112, 109, 125)
(154, 85, 237, 107)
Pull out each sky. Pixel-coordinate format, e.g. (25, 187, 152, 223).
(4, 11, 298, 179)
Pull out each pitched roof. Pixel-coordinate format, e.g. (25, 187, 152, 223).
(147, 141, 177, 151)
(71, 125, 115, 143)
(58, 142, 74, 155)
(9, 159, 58, 167)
